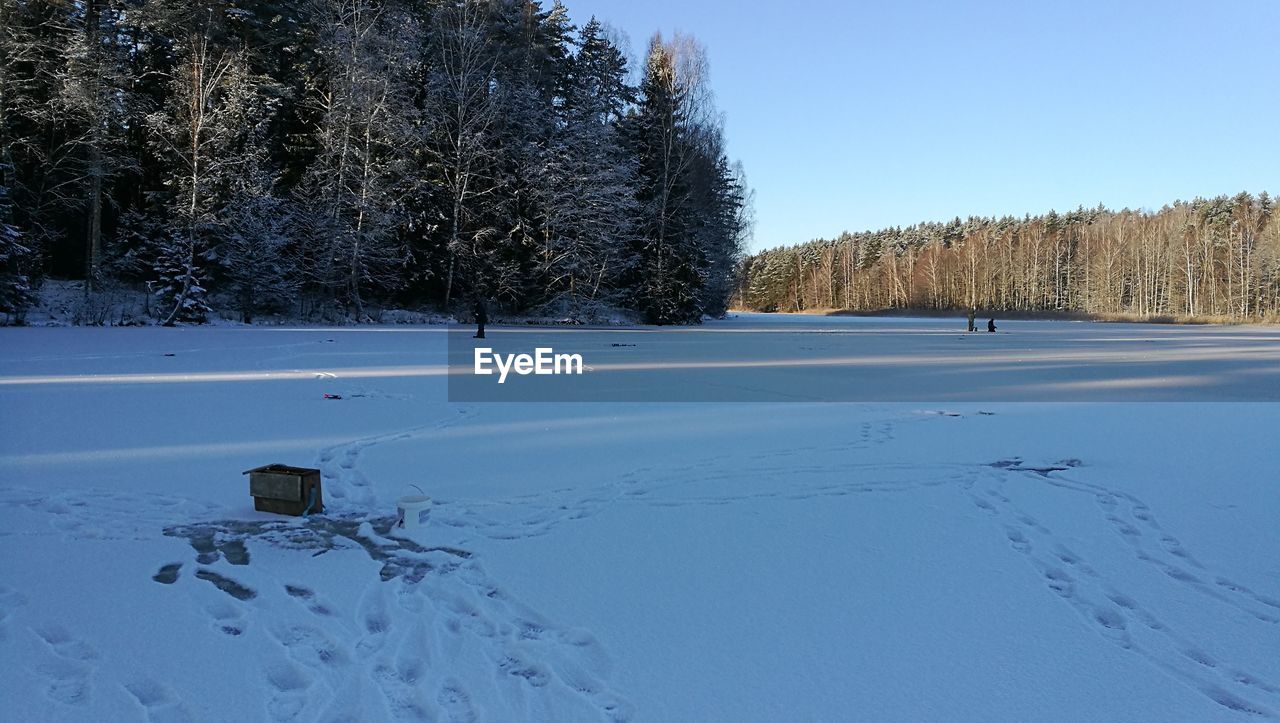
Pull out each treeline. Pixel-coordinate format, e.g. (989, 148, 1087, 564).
(736, 193, 1280, 321)
(0, 0, 750, 325)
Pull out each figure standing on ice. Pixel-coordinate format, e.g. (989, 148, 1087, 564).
(473, 298, 488, 339)
(967, 308, 976, 332)
(987, 318, 997, 333)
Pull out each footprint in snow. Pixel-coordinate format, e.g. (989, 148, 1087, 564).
(34, 623, 97, 661)
(356, 584, 393, 658)
(285, 584, 336, 617)
(31, 624, 97, 706)
(436, 680, 478, 723)
(123, 678, 191, 722)
(270, 623, 348, 669)
(0, 585, 29, 639)
(153, 562, 182, 585)
(371, 621, 434, 720)
(194, 569, 256, 601)
(263, 660, 314, 722)
(204, 600, 248, 637)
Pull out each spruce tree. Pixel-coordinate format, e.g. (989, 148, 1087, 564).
(531, 17, 637, 317)
(0, 172, 36, 322)
(629, 35, 712, 324)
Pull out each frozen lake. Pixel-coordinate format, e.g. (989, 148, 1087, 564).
(7, 313, 1280, 402)
(1, 315, 1278, 720)
(449, 313, 1280, 401)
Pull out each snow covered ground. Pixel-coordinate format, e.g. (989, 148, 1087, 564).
(1, 314, 1278, 721)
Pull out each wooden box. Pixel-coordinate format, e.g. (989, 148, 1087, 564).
(244, 464, 323, 516)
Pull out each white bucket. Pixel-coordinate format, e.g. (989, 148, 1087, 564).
(396, 495, 432, 531)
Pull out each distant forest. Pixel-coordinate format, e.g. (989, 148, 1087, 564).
(0, 0, 750, 325)
(735, 193, 1280, 321)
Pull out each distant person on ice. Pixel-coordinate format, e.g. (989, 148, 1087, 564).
(967, 308, 976, 332)
(987, 318, 997, 333)
(473, 299, 487, 339)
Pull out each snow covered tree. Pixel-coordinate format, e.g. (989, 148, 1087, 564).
(693, 153, 749, 318)
(0, 171, 36, 322)
(0, 0, 45, 265)
(51, 0, 136, 289)
(2, 2, 126, 286)
(565, 18, 631, 121)
(530, 18, 637, 317)
(295, 0, 420, 320)
(150, 229, 211, 323)
(139, 2, 293, 325)
(1, 0, 756, 324)
(0, 1, 138, 290)
(425, 0, 501, 309)
(141, 15, 238, 324)
(215, 65, 295, 323)
(627, 34, 718, 324)
(475, 0, 579, 307)
(221, 182, 295, 324)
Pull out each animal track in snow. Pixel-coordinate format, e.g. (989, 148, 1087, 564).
(166, 516, 471, 585)
(0, 406, 1004, 720)
(978, 462, 1280, 717)
(156, 497, 632, 719)
(427, 411, 954, 545)
(1017, 464, 1280, 626)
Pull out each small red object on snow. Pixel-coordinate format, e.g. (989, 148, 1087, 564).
(323, 393, 343, 400)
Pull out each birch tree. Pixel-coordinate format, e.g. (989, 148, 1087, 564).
(143, 12, 238, 324)
(427, 0, 499, 309)
(296, 0, 420, 319)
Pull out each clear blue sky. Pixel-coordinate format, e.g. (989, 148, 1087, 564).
(568, 0, 1280, 252)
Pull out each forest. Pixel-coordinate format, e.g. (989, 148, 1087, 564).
(735, 193, 1280, 321)
(0, 0, 751, 325)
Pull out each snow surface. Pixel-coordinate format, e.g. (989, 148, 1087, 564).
(1, 314, 1278, 721)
